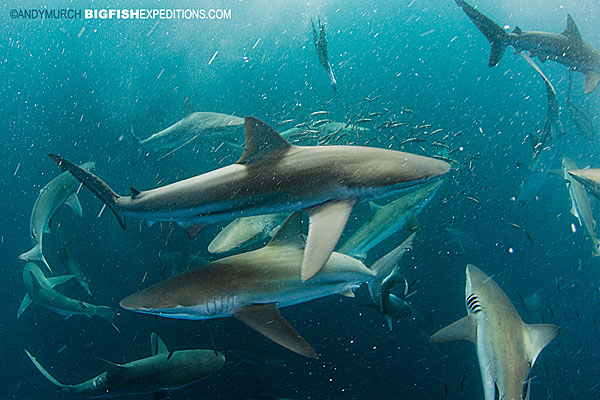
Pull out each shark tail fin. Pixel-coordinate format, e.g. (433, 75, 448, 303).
(19, 244, 52, 273)
(455, 0, 509, 67)
(48, 154, 126, 229)
(367, 234, 415, 309)
(25, 350, 71, 392)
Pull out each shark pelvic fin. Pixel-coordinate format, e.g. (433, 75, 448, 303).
(562, 14, 583, 42)
(430, 315, 477, 343)
(17, 294, 32, 319)
(233, 303, 319, 359)
(524, 323, 560, 365)
(150, 332, 169, 356)
(340, 289, 355, 298)
(583, 71, 600, 94)
(183, 225, 205, 238)
(267, 212, 304, 248)
(237, 117, 292, 164)
(47, 275, 76, 289)
(302, 198, 357, 281)
(64, 193, 83, 217)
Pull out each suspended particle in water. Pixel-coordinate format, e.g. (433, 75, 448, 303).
(508, 247, 514, 254)
(571, 223, 577, 233)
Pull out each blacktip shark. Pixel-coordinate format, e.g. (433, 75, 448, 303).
(133, 108, 244, 152)
(25, 332, 225, 398)
(57, 228, 92, 295)
(562, 157, 600, 257)
(568, 169, 600, 202)
(19, 162, 95, 272)
(431, 265, 560, 400)
(516, 53, 564, 206)
(50, 116, 449, 281)
(455, 0, 600, 93)
(120, 212, 410, 359)
(338, 179, 441, 260)
(208, 213, 289, 254)
(18, 262, 117, 328)
(311, 17, 338, 95)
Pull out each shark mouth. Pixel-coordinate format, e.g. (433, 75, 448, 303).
(466, 293, 482, 314)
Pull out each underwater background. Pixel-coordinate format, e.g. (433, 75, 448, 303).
(2, 0, 600, 398)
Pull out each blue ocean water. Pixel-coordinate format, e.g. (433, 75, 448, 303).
(2, 0, 600, 398)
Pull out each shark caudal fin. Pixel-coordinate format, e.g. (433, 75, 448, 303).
(367, 234, 415, 310)
(455, 0, 509, 67)
(19, 244, 52, 273)
(25, 350, 72, 392)
(48, 154, 126, 229)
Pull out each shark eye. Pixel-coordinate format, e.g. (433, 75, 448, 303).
(466, 293, 482, 314)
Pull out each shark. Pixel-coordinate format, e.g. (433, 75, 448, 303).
(562, 157, 600, 257)
(338, 179, 442, 260)
(57, 228, 92, 295)
(455, 0, 600, 93)
(208, 213, 289, 254)
(134, 110, 244, 152)
(120, 212, 411, 359)
(18, 262, 116, 326)
(566, 71, 597, 141)
(19, 162, 95, 272)
(311, 17, 338, 95)
(431, 265, 560, 400)
(25, 332, 225, 398)
(50, 116, 449, 281)
(516, 53, 564, 206)
(568, 169, 600, 201)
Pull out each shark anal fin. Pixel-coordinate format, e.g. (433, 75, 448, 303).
(150, 332, 169, 356)
(234, 303, 319, 359)
(17, 294, 32, 319)
(64, 193, 83, 217)
(236, 117, 292, 164)
(303, 198, 356, 281)
(267, 212, 304, 248)
(525, 323, 560, 365)
(430, 315, 477, 343)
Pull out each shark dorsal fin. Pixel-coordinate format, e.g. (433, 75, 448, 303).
(236, 117, 291, 164)
(512, 26, 522, 34)
(525, 323, 560, 365)
(368, 201, 382, 214)
(184, 97, 195, 116)
(150, 332, 169, 356)
(430, 315, 477, 343)
(267, 212, 305, 248)
(562, 14, 583, 42)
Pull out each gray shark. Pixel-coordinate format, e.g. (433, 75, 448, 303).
(50, 116, 449, 281)
(18, 262, 116, 325)
(516, 53, 564, 206)
(25, 332, 224, 398)
(57, 228, 92, 295)
(338, 179, 441, 260)
(455, 0, 600, 93)
(562, 157, 600, 257)
(569, 169, 600, 201)
(566, 71, 597, 140)
(208, 213, 289, 254)
(311, 17, 338, 95)
(431, 265, 560, 400)
(120, 212, 409, 359)
(135, 111, 244, 151)
(19, 162, 95, 272)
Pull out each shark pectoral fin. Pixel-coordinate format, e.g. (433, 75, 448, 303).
(25, 350, 68, 390)
(236, 117, 292, 164)
(266, 212, 305, 247)
(404, 214, 423, 239)
(525, 323, 560, 365)
(150, 332, 169, 356)
(303, 199, 356, 281)
(233, 303, 319, 359)
(17, 294, 32, 319)
(340, 289, 355, 298)
(47, 275, 76, 289)
(64, 193, 83, 217)
(430, 315, 477, 343)
(583, 71, 600, 94)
